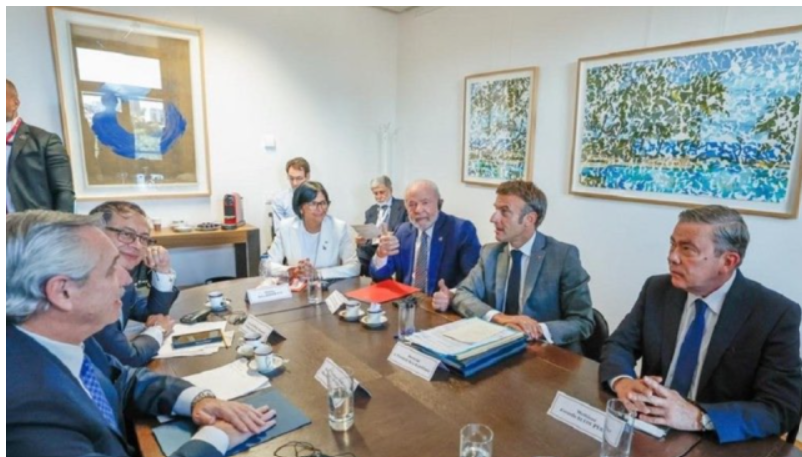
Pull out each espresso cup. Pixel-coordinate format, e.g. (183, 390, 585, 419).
(241, 332, 262, 349)
(208, 291, 225, 311)
(367, 310, 384, 325)
(345, 301, 361, 318)
(254, 344, 275, 373)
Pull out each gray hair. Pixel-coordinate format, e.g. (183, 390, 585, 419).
(406, 179, 442, 201)
(370, 175, 393, 190)
(678, 205, 750, 263)
(6, 211, 104, 324)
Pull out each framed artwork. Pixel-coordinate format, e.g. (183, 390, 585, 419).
(462, 67, 539, 186)
(48, 7, 211, 200)
(570, 25, 802, 219)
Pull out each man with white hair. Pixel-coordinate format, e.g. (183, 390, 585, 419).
(370, 179, 480, 295)
(7, 211, 276, 457)
(357, 175, 408, 275)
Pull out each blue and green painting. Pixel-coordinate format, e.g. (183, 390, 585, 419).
(578, 39, 802, 203)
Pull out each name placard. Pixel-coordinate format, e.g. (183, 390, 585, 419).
(246, 284, 292, 305)
(547, 391, 606, 441)
(387, 342, 440, 381)
(325, 290, 349, 315)
(240, 315, 275, 341)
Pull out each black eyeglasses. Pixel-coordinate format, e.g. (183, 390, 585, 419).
(105, 226, 157, 246)
(304, 200, 330, 210)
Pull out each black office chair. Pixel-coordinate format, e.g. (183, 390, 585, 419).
(581, 308, 610, 362)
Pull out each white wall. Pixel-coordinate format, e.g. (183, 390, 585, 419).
(6, 6, 398, 285)
(397, 6, 802, 328)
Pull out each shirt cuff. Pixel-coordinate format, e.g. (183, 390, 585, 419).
(152, 270, 177, 292)
(539, 323, 553, 344)
(483, 310, 501, 322)
(371, 255, 388, 269)
(191, 426, 230, 455)
(173, 387, 207, 416)
(140, 326, 165, 346)
(609, 375, 634, 393)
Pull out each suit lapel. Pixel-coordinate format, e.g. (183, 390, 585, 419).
(389, 199, 404, 229)
(400, 228, 417, 285)
(366, 205, 378, 225)
(9, 123, 30, 170)
(521, 233, 547, 312)
(697, 272, 753, 394)
(660, 287, 688, 376)
(495, 245, 510, 312)
(290, 218, 303, 262)
(428, 215, 447, 293)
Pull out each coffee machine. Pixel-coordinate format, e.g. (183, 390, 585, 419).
(223, 193, 245, 230)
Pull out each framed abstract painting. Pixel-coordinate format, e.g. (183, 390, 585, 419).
(570, 26, 802, 218)
(462, 67, 539, 186)
(48, 7, 211, 200)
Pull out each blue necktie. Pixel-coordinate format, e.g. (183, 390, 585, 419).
(505, 250, 523, 315)
(80, 357, 119, 433)
(671, 299, 708, 398)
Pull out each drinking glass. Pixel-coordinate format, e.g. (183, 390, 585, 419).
(326, 367, 355, 431)
(460, 423, 493, 457)
(600, 399, 636, 457)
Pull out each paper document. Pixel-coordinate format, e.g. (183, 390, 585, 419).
(183, 359, 270, 401)
(442, 319, 507, 344)
(406, 318, 523, 357)
(352, 224, 382, 239)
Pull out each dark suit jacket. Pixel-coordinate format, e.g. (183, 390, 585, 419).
(599, 272, 802, 443)
(452, 233, 595, 353)
(94, 283, 179, 367)
(358, 197, 408, 274)
(7, 122, 75, 212)
(7, 325, 220, 457)
(369, 211, 481, 295)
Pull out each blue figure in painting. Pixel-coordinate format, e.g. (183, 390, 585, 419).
(91, 86, 187, 160)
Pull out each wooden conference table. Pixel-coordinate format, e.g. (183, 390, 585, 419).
(136, 277, 802, 457)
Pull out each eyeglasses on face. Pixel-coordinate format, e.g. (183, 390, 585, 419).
(304, 200, 330, 210)
(105, 226, 157, 246)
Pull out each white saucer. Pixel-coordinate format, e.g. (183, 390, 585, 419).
(237, 345, 257, 358)
(205, 298, 232, 312)
(248, 356, 286, 376)
(361, 314, 388, 328)
(338, 309, 365, 322)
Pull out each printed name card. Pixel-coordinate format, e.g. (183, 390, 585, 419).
(387, 342, 440, 381)
(325, 290, 349, 315)
(547, 391, 606, 441)
(240, 315, 275, 341)
(246, 283, 292, 305)
(313, 357, 371, 397)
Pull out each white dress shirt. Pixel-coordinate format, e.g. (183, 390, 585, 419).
(16, 326, 228, 454)
(131, 269, 178, 346)
(482, 232, 553, 343)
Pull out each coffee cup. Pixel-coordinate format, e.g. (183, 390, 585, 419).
(152, 218, 162, 232)
(241, 332, 262, 349)
(367, 309, 385, 325)
(345, 301, 361, 319)
(254, 344, 275, 373)
(208, 291, 226, 311)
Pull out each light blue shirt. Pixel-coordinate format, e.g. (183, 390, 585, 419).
(16, 326, 229, 454)
(271, 188, 294, 231)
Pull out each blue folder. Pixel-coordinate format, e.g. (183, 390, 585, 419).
(415, 339, 527, 377)
(152, 387, 311, 456)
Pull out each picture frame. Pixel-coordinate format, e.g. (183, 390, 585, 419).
(570, 25, 802, 219)
(461, 67, 539, 187)
(48, 6, 211, 200)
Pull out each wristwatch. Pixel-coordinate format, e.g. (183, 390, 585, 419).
(190, 390, 217, 411)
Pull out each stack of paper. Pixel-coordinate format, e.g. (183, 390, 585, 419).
(154, 321, 231, 359)
(183, 359, 271, 401)
(406, 318, 526, 377)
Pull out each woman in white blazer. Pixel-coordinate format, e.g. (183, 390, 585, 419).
(267, 181, 360, 279)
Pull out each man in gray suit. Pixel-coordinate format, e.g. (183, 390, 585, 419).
(6, 79, 75, 213)
(445, 180, 594, 353)
(7, 210, 276, 457)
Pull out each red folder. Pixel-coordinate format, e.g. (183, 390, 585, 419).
(345, 280, 420, 303)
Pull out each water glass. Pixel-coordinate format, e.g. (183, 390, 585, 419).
(307, 272, 323, 305)
(397, 299, 416, 341)
(326, 367, 355, 431)
(460, 423, 493, 457)
(601, 399, 636, 457)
